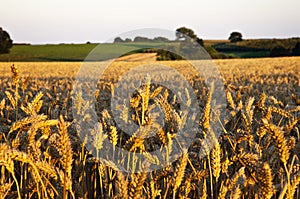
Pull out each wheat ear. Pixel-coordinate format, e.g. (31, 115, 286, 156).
(173, 151, 188, 198)
(116, 171, 129, 199)
(257, 163, 274, 199)
(262, 118, 289, 164)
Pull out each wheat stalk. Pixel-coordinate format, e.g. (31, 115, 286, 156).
(129, 171, 148, 199)
(257, 163, 274, 199)
(57, 115, 73, 199)
(286, 171, 300, 199)
(9, 114, 47, 133)
(0, 143, 50, 198)
(226, 91, 236, 109)
(202, 83, 214, 130)
(262, 118, 290, 164)
(11, 64, 20, 120)
(211, 138, 221, 182)
(173, 150, 188, 198)
(116, 171, 129, 199)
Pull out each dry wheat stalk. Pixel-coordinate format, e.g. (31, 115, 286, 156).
(230, 184, 241, 199)
(157, 126, 167, 145)
(149, 177, 161, 199)
(10, 64, 20, 119)
(286, 171, 300, 199)
(185, 88, 191, 107)
(262, 118, 290, 164)
(257, 92, 267, 110)
(209, 128, 221, 182)
(74, 91, 84, 114)
(0, 143, 50, 198)
(201, 178, 207, 199)
(283, 117, 298, 132)
(116, 171, 129, 199)
(57, 116, 73, 177)
(139, 75, 151, 125)
(226, 91, 236, 109)
(9, 114, 47, 133)
(0, 98, 5, 112)
(109, 126, 118, 146)
(245, 97, 254, 125)
(20, 92, 44, 116)
(92, 122, 107, 151)
(202, 83, 214, 130)
(173, 150, 188, 197)
(270, 106, 293, 118)
(155, 95, 172, 123)
(256, 163, 274, 199)
(129, 171, 148, 199)
(5, 91, 16, 109)
(241, 111, 251, 133)
(233, 152, 260, 169)
(0, 182, 13, 199)
(222, 167, 245, 199)
(150, 86, 163, 99)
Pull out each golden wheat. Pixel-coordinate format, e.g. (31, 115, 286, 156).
(0, 58, 299, 198)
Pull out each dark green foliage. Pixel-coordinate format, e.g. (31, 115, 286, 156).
(0, 27, 13, 54)
(115, 37, 169, 43)
(204, 46, 231, 59)
(231, 38, 300, 50)
(124, 38, 132, 42)
(133, 36, 152, 42)
(114, 37, 124, 43)
(156, 49, 183, 60)
(270, 46, 291, 57)
(213, 38, 300, 58)
(197, 38, 204, 46)
(176, 27, 204, 46)
(176, 27, 197, 41)
(292, 42, 300, 55)
(153, 37, 169, 42)
(229, 32, 243, 42)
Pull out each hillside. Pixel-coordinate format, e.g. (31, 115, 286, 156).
(1, 38, 299, 61)
(213, 38, 300, 58)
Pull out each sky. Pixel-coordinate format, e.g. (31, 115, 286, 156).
(1, 0, 300, 44)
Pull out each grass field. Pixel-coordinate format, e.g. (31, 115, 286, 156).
(213, 38, 300, 58)
(0, 57, 300, 199)
(2, 38, 298, 62)
(0, 43, 167, 62)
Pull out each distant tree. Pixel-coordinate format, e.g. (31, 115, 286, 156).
(133, 36, 151, 42)
(153, 36, 169, 42)
(176, 27, 197, 41)
(114, 37, 124, 43)
(270, 46, 290, 57)
(0, 27, 13, 54)
(293, 42, 300, 55)
(176, 27, 203, 46)
(86, 41, 91, 44)
(124, 38, 132, 42)
(229, 32, 243, 42)
(196, 38, 204, 46)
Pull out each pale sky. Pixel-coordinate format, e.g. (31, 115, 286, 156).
(1, 0, 300, 44)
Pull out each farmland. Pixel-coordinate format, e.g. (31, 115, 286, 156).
(0, 43, 167, 62)
(0, 57, 300, 198)
(1, 38, 299, 62)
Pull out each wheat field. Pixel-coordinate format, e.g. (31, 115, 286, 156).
(0, 57, 299, 199)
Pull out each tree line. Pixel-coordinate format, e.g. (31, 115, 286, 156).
(0, 27, 13, 54)
(1, 26, 300, 58)
(114, 27, 204, 46)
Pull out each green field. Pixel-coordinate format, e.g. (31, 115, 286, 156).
(213, 38, 300, 58)
(0, 43, 167, 62)
(1, 38, 299, 61)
